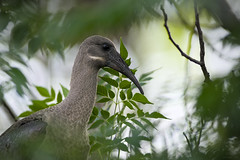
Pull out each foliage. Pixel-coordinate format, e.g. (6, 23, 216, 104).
(18, 39, 168, 159)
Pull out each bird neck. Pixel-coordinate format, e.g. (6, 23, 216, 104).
(59, 57, 99, 128)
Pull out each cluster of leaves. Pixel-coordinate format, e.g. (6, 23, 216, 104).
(18, 39, 167, 159)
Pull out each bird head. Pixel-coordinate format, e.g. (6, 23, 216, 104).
(80, 35, 144, 94)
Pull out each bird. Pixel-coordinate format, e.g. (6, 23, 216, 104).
(0, 35, 144, 160)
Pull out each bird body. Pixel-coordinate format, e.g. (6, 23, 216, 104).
(0, 35, 143, 160)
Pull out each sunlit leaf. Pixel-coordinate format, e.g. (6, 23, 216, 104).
(61, 84, 69, 97)
(132, 93, 153, 104)
(36, 86, 50, 97)
(137, 109, 144, 117)
(18, 111, 33, 118)
(57, 92, 62, 103)
(127, 113, 136, 118)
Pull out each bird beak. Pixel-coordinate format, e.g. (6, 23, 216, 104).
(107, 50, 144, 94)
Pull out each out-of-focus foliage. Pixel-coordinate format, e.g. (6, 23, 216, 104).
(19, 40, 168, 159)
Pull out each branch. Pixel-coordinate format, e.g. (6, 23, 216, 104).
(194, 1, 211, 82)
(160, 6, 201, 66)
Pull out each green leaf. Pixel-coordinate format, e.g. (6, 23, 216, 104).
(132, 93, 153, 104)
(120, 90, 126, 100)
(129, 100, 140, 110)
(108, 89, 115, 99)
(145, 112, 169, 119)
(123, 101, 134, 110)
(141, 117, 157, 130)
(102, 67, 119, 76)
(139, 68, 159, 82)
(89, 119, 104, 130)
(127, 113, 136, 118)
(131, 119, 148, 132)
(97, 98, 111, 103)
(117, 115, 126, 122)
(50, 87, 56, 99)
(61, 84, 69, 97)
(29, 100, 48, 112)
(57, 92, 62, 103)
(125, 58, 131, 66)
(118, 143, 129, 152)
(28, 36, 42, 56)
(101, 109, 110, 119)
(120, 80, 131, 89)
(0, 12, 9, 32)
(10, 22, 30, 49)
(127, 89, 132, 99)
(123, 121, 136, 130)
(18, 111, 33, 118)
(92, 107, 99, 116)
(36, 86, 50, 97)
(99, 76, 118, 88)
(107, 114, 116, 125)
(97, 85, 108, 96)
(137, 109, 144, 117)
(120, 37, 128, 60)
(90, 143, 102, 153)
(89, 115, 97, 124)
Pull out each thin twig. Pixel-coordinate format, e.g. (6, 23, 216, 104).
(160, 6, 202, 66)
(194, 0, 211, 82)
(183, 132, 193, 155)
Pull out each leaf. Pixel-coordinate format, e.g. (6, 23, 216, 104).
(141, 117, 157, 130)
(89, 119, 104, 130)
(0, 12, 9, 32)
(28, 36, 42, 56)
(92, 107, 99, 116)
(97, 98, 111, 103)
(120, 90, 126, 100)
(123, 121, 136, 130)
(99, 76, 118, 88)
(29, 100, 48, 112)
(18, 111, 33, 118)
(127, 89, 132, 99)
(97, 85, 108, 96)
(50, 87, 56, 99)
(120, 37, 128, 60)
(101, 109, 110, 119)
(117, 115, 126, 122)
(107, 114, 116, 125)
(131, 119, 148, 132)
(145, 112, 169, 119)
(102, 67, 119, 76)
(137, 109, 144, 117)
(127, 113, 136, 119)
(10, 22, 30, 49)
(36, 86, 50, 97)
(57, 92, 62, 103)
(108, 89, 115, 99)
(61, 84, 69, 97)
(88, 115, 97, 124)
(4, 67, 28, 96)
(132, 93, 153, 104)
(120, 80, 131, 89)
(118, 143, 129, 152)
(123, 101, 134, 110)
(129, 100, 140, 110)
(139, 68, 159, 82)
(125, 58, 131, 66)
(90, 143, 102, 153)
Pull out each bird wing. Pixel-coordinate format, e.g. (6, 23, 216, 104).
(0, 117, 47, 159)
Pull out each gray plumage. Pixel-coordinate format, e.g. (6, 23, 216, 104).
(0, 35, 143, 160)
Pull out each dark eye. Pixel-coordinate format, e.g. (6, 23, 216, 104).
(102, 44, 110, 51)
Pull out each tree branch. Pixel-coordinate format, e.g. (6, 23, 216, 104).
(194, 0, 211, 82)
(160, 6, 202, 66)
(161, 3, 211, 82)
(2, 99, 17, 122)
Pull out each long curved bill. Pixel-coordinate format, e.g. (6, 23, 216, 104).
(106, 50, 144, 95)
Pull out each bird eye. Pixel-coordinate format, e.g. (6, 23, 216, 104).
(102, 44, 110, 51)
